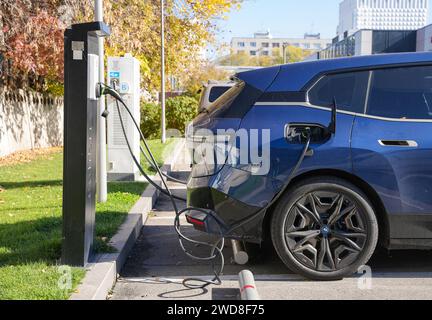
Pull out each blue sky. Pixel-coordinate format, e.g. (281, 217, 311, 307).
(215, 0, 432, 45)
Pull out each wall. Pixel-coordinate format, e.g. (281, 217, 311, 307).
(0, 87, 63, 158)
(355, 30, 373, 55)
(372, 30, 417, 54)
(417, 24, 432, 51)
(319, 28, 417, 60)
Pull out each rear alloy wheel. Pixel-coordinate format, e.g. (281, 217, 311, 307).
(271, 177, 378, 281)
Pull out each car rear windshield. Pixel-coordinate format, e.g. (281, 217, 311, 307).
(209, 86, 232, 103)
(204, 80, 263, 118)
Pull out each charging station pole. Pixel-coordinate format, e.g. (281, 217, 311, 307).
(95, 0, 108, 203)
(62, 22, 110, 266)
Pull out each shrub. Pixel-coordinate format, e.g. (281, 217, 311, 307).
(140, 95, 198, 139)
(140, 101, 161, 139)
(166, 95, 198, 135)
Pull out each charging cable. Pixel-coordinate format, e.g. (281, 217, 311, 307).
(99, 84, 312, 289)
(99, 83, 188, 185)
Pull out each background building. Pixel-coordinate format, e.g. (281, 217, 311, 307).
(231, 30, 332, 57)
(317, 29, 417, 59)
(337, 0, 429, 41)
(308, 0, 431, 60)
(417, 24, 432, 51)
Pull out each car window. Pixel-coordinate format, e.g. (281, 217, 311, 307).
(367, 66, 432, 120)
(209, 86, 232, 103)
(308, 71, 369, 113)
(204, 81, 263, 118)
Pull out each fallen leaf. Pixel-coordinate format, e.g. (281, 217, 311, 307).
(0, 147, 63, 166)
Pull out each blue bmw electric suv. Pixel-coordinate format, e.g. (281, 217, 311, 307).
(186, 52, 432, 280)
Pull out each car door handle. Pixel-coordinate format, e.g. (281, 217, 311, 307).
(378, 140, 418, 147)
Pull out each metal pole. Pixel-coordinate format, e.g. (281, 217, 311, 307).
(95, 0, 108, 202)
(231, 239, 249, 265)
(238, 270, 260, 300)
(283, 43, 287, 64)
(161, 0, 166, 144)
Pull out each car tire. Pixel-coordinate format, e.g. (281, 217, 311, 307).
(271, 176, 378, 281)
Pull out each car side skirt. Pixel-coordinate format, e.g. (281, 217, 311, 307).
(388, 213, 432, 249)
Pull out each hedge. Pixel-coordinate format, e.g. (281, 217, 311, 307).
(140, 95, 198, 139)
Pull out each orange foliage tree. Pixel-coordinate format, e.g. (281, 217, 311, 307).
(0, 0, 242, 94)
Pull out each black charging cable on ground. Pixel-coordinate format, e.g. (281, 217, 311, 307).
(99, 84, 312, 289)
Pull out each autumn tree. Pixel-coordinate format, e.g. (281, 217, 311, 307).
(1, 0, 242, 94)
(281, 46, 312, 64)
(98, 0, 243, 92)
(219, 50, 251, 66)
(183, 62, 230, 97)
(0, 1, 69, 90)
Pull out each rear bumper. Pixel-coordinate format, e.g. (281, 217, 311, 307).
(187, 173, 266, 243)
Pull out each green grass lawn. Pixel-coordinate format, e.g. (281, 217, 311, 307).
(0, 150, 152, 300)
(141, 138, 177, 174)
(0, 139, 175, 300)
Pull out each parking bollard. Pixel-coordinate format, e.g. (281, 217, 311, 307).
(238, 270, 260, 300)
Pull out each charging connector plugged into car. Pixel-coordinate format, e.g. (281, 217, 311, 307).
(97, 82, 318, 289)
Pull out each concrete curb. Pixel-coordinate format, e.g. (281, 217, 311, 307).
(70, 139, 185, 300)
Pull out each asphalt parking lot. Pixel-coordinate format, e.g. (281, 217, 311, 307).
(111, 168, 432, 300)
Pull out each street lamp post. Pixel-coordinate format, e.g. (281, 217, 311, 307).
(95, 0, 107, 203)
(282, 43, 289, 65)
(161, 0, 166, 144)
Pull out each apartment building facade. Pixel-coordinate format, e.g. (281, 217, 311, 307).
(231, 30, 332, 57)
